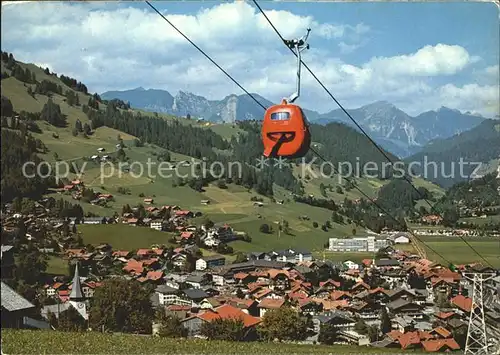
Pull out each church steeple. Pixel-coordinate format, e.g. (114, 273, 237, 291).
(69, 262, 84, 301)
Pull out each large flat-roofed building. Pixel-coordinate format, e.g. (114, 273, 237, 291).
(328, 236, 391, 252)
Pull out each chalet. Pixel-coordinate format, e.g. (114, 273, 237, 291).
(182, 288, 209, 306)
(181, 304, 261, 338)
(125, 218, 139, 226)
(136, 249, 155, 259)
(298, 299, 323, 315)
(184, 273, 211, 289)
(201, 200, 210, 205)
(268, 269, 291, 291)
(233, 272, 258, 285)
(349, 301, 378, 320)
(329, 290, 352, 301)
(83, 217, 106, 225)
(179, 231, 194, 243)
(122, 259, 144, 276)
(43, 282, 66, 297)
(195, 255, 226, 271)
(343, 260, 359, 270)
(137, 271, 164, 284)
(315, 311, 356, 331)
(1, 282, 38, 329)
(97, 193, 113, 201)
(421, 339, 460, 352)
(171, 253, 188, 269)
(93, 254, 112, 267)
(112, 250, 132, 259)
(143, 198, 154, 205)
(274, 249, 313, 264)
(79, 281, 102, 298)
(247, 252, 266, 261)
(387, 298, 423, 319)
(450, 294, 473, 313)
(97, 148, 105, 152)
(375, 258, 401, 269)
(257, 298, 285, 317)
(95, 243, 112, 254)
(386, 288, 417, 303)
(175, 210, 194, 218)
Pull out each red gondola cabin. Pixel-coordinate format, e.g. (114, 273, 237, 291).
(261, 99, 311, 159)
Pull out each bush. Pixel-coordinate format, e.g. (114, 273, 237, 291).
(259, 223, 273, 234)
(200, 318, 246, 341)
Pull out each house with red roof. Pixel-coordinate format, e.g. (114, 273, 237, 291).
(451, 294, 473, 313)
(44, 282, 67, 297)
(123, 259, 144, 276)
(179, 231, 194, 243)
(257, 297, 286, 317)
(181, 304, 261, 339)
(112, 250, 132, 259)
(137, 271, 164, 284)
(429, 326, 452, 339)
(175, 210, 193, 218)
(136, 249, 154, 259)
(421, 338, 460, 352)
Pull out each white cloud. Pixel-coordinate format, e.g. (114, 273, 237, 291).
(437, 83, 499, 115)
(339, 42, 361, 54)
(0, 1, 497, 117)
(367, 44, 476, 77)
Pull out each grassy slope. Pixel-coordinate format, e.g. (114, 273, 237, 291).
(78, 224, 175, 250)
(2, 330, 419, 354)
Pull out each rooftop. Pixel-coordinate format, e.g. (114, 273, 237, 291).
(1, 281, 35, 312)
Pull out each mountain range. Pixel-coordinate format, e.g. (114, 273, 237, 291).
(101, 87, 489, 158)
(405, 119, 500, 188)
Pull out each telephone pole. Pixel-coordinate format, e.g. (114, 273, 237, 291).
(464, 271, 496, 355)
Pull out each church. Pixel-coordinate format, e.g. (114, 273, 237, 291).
(41, 262, 89, 321)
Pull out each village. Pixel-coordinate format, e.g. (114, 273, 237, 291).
(1, 178, 500, 353)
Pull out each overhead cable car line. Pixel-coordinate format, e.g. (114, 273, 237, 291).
(145, 1, 267, 112)
(145, 1, 469, 267)
(251, 0, 494, 268)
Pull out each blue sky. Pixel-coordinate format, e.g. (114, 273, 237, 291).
(1, 1, 498, 116)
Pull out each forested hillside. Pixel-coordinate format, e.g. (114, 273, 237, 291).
(308, 122, 399, 174)
(1, 51, 447, 246)
(406, 120, 500, 187)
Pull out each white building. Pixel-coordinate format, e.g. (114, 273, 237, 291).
(343, 260, 360, 270)
(195, 255, 225, 271)
(150, 221, 162, 231)
(393, 235, 410, 244)
(328, 236, 391, 252)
